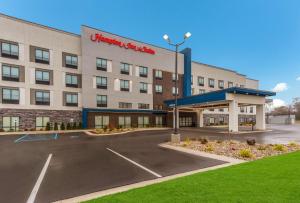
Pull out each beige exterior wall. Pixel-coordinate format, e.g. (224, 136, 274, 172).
(0, 14, 82, 110)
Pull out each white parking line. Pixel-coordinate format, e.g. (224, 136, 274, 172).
(26, 154, 52, 203)
(106, 148, 162, 178)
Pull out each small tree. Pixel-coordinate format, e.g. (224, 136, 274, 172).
(66, 122, 71, 130)
(72, 122, 77, 130)
(61, 122, 65, 130)
(54, 122, 58, 131)
(78, 122, 82, 129)
(45, 122, 51, 131)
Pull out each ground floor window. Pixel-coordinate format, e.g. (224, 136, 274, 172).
(95, 116, 109, 129)
(2, 116, 19, 131)
(219, 117, 224, 124)
(180, 117, 192, 127)
(36, 117, 50, 130)
(118, 116, 131, 128)
(138, 116, 149, 128)
(209, 117, 215, 124)
(155, 116, 163, 127)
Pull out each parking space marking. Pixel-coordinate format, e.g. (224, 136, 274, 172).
(27, 154, 52, 203)
(14, 134, 29, 143)
(107, 148, 162, 178)
(54, 133, 58, 140)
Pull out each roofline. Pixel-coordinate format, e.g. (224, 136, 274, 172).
(81, 25, 184, 54)
(246, 77, 259, 81)
(0, 13, 80, 38)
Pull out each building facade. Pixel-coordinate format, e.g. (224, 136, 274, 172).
(0, 14, 259, 131)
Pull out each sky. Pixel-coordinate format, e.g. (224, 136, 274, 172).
(0, 0, 299, 107)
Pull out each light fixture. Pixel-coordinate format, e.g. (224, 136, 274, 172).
(184, 32, 192, 39)
(163, 34, 169, 42)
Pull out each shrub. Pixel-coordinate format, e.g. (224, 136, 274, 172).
(216, 140, 223, 144)
(205, 144, 214, 152)
(78, 122, 82, 129)
(288, 142, 298, 147)
(199, 138, 208, 144)
(239, 149, 253, 158)
(247, 139, 256, 146)
(72, 122, 77, 130)
(60, 122, 65, 130)
(45, 122, 51, 131)
(183, 137, 191, 147)
(273, 144, 285, 151)
(257, 145, 267, 150)
(54, 122, 58, 131)
(66, 123, 71, 130)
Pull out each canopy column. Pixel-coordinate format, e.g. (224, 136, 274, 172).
(256, 104, 266, 130)
(228, 100, 239, 132)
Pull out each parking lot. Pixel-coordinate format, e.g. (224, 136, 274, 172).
(1, 124, 299, 203)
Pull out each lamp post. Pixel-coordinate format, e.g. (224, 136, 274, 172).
(163, 32, 191, 143)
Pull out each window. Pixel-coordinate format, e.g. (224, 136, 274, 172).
(96, 58, 107, 71)
(228, 82, 233, 88)
(209, 117, 215, 124)
(120, 63, 130, 75)
(35, 117, 49, 130)
(199, 89, 205, 94)
(97, 95, 107, 107)
(155, 116, 163, 127)
(154, 104, 163, 110)
(139, 66, 148, 77)
(240, 85, 245, 88)
(172, 73, 178, 81)
(208, 78, 215, 88)
(120, 80, 130, 91)
(198, 76, 204, 86)
(138, 116, 149, 128)
(240, 107, 245, 113)
(2, 117, 19, 131)
(140, 82, 148, 93)
(1, 42, 19, 59)
(155, 85, 162, 93)
(191, 88, 195, 95)
(35, 70, 50, 85)
(219, 117, 225, 124)
(191, 75, 193, 85)
(172, 87, 179, 95)
(250, 106, 254, 113)
(65, 55, 78, 68)
(2, 64, 19, 81)
(35, 91, 50, 105)
(209, 109, 214, 112)
(179, 117, 193, 127)
(96, 76, 107, 89)
(118, 116, 131, 128)
(35, 48, 49, 64)
(2, 88, 19, 104)
(119, 102, 132, 109)
(95, 115, 109, 129)
(218, 80, 224, 89)
(138, 103, 150, 109)
(65, 93, 78, 106)
(65, 74, 78, 88)
(155, 70, 162, 79)
(219, 108, 224, 112)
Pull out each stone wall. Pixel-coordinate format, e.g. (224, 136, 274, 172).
(0, 108, 81, 130)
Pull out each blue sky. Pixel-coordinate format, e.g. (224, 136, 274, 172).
(1, 0, 299, 106)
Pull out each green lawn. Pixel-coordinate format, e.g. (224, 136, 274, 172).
(86, 151, 300, 203)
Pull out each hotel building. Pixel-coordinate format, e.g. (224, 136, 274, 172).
(0, 13, 274, 132)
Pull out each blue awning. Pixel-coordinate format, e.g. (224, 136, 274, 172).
(164, 87, 276, 107)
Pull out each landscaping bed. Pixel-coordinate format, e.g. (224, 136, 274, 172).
(169, 138, 300, 160)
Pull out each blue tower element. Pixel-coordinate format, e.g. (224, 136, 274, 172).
(180, 48, 192, 97)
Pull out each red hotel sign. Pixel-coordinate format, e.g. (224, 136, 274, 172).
(90, 33, 155, 55)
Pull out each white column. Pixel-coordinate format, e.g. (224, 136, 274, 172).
(196, 109, 204, 127)
(256, 104, 266, 130)
(228, 100, 239, 132)
(173, 108, 179, 129)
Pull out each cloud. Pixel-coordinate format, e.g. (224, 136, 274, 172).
(272, 83, 288, 92)
(267, 99, 286, 111)
(297, 76, 300, 81)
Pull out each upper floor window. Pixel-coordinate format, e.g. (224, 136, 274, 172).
(65, 55, 78, 68)
(2, 64, 19, 82)
(140, 82, 148, 93)
(138, 103, 150, 109)
(119, 102, 132, 109)
(172, 87, 179, 95)
(228, 82, 233, 88)
(65, 74, 78, 88)
(120, 63, 130, 75)
(96, 76, 107, 89)
(172, 73, 179, 81)
(198, 76, 204, 86)
(240, 85, 245, 88)
(35, 48, 49, 64)
(96, 58, 107, 71)
(218, 80, 224, 89)
(1, 42, 19, 59)
(36, 70, 50, 85)
(2, 88, 19, 104)
(155, 85, 162, 93)
(139, 66, 148, 77)
(191, 75, 193, 85)
(155, 70, 162, 79)
(120, 79, 130, 91)
(35, 91, 50, 105)
(240, 107, 245, 113)
(208, 78, 215, 88)
(97, 95, 107, 107)
(65, 93, 78, 106)
(250, 106, 254, 113)
(199, 89, 205, 94)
